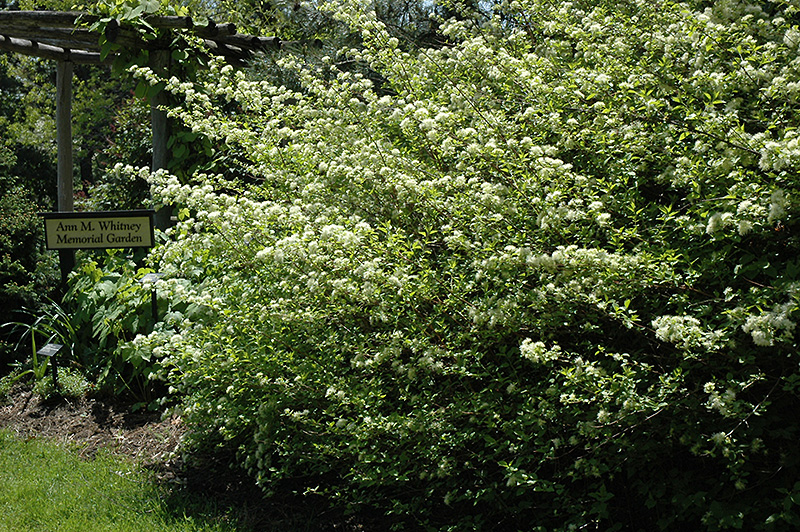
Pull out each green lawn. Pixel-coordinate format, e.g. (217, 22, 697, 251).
(0, 430, 245, 532)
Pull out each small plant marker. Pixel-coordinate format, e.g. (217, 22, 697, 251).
(37, 343, 63, 391)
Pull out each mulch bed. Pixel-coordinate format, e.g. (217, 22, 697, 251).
(0, 385, 183, 463)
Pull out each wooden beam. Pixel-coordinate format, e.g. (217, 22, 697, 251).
(194, 21, 237, 37)
(0, 11, 92, 29)
(0, 11, 235, 35)
(0, 11, 279, 61)
(32, 38, 101, 52)
(142, 15, 193, 30)
(0, 27, 102, 51)
(0, 26, 96, 41)
(0, 34, 107, 63)
(150, 48, 169, 173)
(203, 39, 252, 62)
(56, 59, 76, 285)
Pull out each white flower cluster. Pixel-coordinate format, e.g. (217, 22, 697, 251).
(741, 302, 796, 346)
(702, 185, 790, 237)
(652, 315, 726, 351)
(703, 381, 741, 418)
(519, 339, 562, 364)
(759, 132, 800, 172)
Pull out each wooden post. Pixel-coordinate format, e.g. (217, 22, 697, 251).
(56, 59, 75, 285)
(56, 60, 73, 212)
(150, 49, 171, 231)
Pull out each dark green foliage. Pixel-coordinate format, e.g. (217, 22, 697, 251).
(0, 185, 59, 361)
(64, 254, 170, 404)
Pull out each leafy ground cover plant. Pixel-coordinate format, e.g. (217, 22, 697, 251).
(64, 251, 181, 405)
(87, 0, 800, 529)
(1, 299, 77, 394)
(0, 179, 59, 362)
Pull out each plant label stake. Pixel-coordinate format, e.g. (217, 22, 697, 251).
(37, 343, 63, 391)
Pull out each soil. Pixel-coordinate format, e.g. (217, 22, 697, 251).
(0, 385, 378, 531)
(0, 385, 184, 464)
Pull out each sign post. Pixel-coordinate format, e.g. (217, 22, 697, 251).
(56, 59, 75, 287)
(140, 272, 165, 323)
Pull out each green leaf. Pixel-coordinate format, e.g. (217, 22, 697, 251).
(134, 80, 147, 99)
(143, 0, 161, 13)
(172, 49, 189, 62)
(173, 143, 188, 159)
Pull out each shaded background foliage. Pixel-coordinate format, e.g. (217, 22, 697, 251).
(0, 52, 60, 358)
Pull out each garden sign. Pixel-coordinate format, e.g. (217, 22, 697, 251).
(41, 210, 155, 250)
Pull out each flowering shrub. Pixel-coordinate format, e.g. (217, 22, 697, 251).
(116, 0, 800, 529)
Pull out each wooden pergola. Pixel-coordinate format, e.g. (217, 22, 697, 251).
(0, 10, 281, 220)
(0, 10, 282, 282)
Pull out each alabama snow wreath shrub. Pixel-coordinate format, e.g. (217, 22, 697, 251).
(75, 0, 800, 530)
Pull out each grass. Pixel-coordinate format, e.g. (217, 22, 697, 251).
(0, 430, 247, 532)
